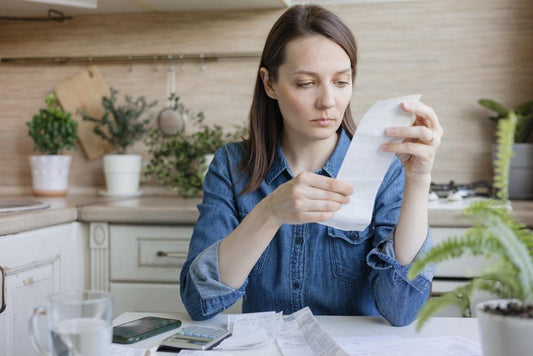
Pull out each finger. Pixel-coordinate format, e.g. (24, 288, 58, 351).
(295, 172, 353, 196)
(301, 187, 351, 204)
(401, 101, 440, 130)
(386, 126, 435, 143)
(297, 199, 344, 213)
(381, 141, 435, 161)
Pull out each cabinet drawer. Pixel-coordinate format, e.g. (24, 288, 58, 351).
(110, 282, 184, 317)
(431, 227, 495, 278)
(110, 282, 244, 318)
(110, 225, 193, 282)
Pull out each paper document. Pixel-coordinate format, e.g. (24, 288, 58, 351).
(335, 335, 481, 356)
(275, 307, 349, 356)
(321, 94, 421, 231)
(227, 311, 283, 337)
(216, 307, 348, 355)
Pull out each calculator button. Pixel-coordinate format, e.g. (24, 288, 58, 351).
(177, 326, 227, 339)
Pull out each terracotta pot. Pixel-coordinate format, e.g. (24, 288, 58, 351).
(476, 299, 533, 356)
(29, 155, 71, 196)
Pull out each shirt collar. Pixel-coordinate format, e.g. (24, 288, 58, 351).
(265, 128, 351, 184)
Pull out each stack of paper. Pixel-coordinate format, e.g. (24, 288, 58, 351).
(216, 307, 348, 355)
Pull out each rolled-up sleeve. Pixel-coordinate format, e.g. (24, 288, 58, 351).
(179, 145, 247, 320)
(364, 158, 436, 326)
(182, 240, 247, 320)
(367, 229, 436, 326)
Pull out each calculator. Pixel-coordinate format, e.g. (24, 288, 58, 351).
(158, 325, 232, 350)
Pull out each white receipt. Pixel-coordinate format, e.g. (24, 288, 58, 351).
(227, 311, 283, 336)
(275, 307, 349, 356)
(321, 94, 421, 231)
(217, 307, 347, 355)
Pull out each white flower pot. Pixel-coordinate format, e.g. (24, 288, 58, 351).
(476, 299, 533, 356)
(29, 155, 72, 196)
(103, 154, 142, 196)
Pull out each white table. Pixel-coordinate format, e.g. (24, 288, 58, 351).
(113, 311, 480, 355)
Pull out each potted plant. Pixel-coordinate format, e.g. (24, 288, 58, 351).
(408, 110, 533, 356)
(479, 98, 533, 199)
(26, 93, 78, 196)
(145, 96, 245, 198)
(80, 88, 157, 196)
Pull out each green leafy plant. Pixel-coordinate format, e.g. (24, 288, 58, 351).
(26, 93, 78, 155)
(145, 96, 246, 198)
(479, 99, 533, 143)
(408, 109, 533, 330)
(80, 88, 158, 154)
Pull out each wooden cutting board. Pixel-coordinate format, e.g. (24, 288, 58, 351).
(55, 66, 113, 160)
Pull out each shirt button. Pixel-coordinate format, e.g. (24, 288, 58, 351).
(293, 282, 300, 290)
(295, 237, 303, 245)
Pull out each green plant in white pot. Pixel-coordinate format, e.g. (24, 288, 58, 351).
(80, 88, 157, 196)
(408, 112, 533, 356)
(26, 93, 78, 196)
(480, 98, 533, 199)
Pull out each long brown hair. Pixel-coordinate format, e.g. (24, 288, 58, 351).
(241, 4, 358, 194)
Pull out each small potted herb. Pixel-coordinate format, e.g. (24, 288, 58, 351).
(408, 110, 533, 356)
(80, 88, 157, 196)
(26, 93, 78, 196)
(145, 96, 245, 198)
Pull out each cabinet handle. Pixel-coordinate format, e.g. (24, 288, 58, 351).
(156, 251, 188, 259)
(0, 266, 6, 314)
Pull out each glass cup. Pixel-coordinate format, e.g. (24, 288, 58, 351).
(29, 290, 113, 356)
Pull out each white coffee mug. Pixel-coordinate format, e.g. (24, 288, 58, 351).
(29, 290, 113, 356)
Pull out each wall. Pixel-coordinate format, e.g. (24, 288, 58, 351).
(1, 0, 532, 193)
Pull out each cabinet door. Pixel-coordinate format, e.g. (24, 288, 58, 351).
(0, 257, 59, 356)
(110, 225, 193, 282)
(431, 227, 495, 278)
(110, 282, 242, 318)
(0, 223, 85, 356)
(110, 282, 183, 317)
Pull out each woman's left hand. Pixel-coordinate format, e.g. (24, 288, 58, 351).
(381, 101, 443, 183)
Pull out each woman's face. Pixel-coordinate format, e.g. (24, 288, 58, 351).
(262, 35, 353, 144)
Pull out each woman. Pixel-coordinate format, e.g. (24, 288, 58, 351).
(180, 4, 442, 326)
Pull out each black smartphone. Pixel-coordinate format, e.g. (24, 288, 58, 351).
(113, 316, 182, 344)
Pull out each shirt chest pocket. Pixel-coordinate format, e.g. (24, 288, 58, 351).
(327, 225, 374, 282)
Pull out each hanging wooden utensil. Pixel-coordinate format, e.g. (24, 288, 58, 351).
(55, 66, 113, 159)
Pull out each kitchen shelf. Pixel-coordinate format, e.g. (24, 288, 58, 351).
(0, 51, 262, 65)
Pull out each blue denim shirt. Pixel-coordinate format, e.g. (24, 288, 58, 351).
(180, 129, 435, 326)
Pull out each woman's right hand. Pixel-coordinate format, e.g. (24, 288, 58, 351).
(262, 172, 353, 225)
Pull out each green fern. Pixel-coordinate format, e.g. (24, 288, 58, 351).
(408, 107, 533, 330)
(415, 288, 472, 329)
(493, 111, 516, 201)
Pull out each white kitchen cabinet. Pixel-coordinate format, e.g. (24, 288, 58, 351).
(430, 227, 494, 278)
(0, 222, 88, 356)
(429, 226, 497, 317)
(90, 223, 193, 317)
(89, 223, 241, 318)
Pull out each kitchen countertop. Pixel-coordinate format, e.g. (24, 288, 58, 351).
(0, 195, 105, 236)
(428, 200, 533, 227)
(79, 196, 200, 224)
(0, 194, 532, 236)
